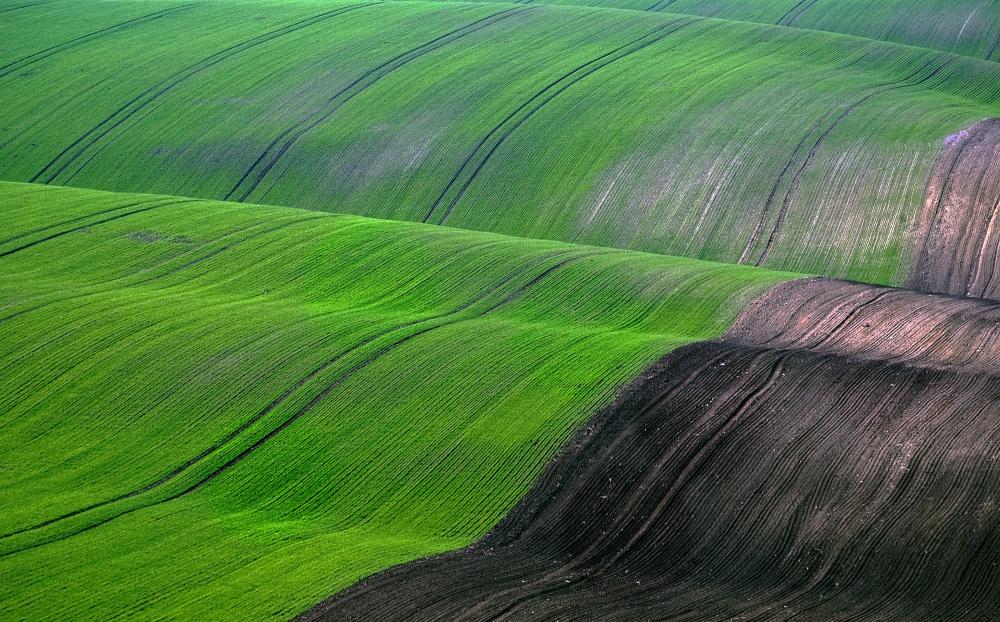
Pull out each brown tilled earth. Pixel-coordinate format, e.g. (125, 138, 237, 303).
(301, 278, 1000, 621)
(910, 118, 1000, 301)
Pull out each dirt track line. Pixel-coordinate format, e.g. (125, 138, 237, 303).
(0, 252, 598, 556)
(0, 218, 348, 424)
(776, 0, 819, 27)
(0, 192, 163, 247)
(752, 96, 871, 265)
(645, 0, 679, 12)
(0, 0, 51, 15)
(0, 76, 111, 154)
(460, 350, 793, 621)
(0, 199, 193, 258)
(739, 56, 941, 264)
(29, 3, 377, 185)
(129, 216, 330, 286)
(224, 6, 532, 202)
(800, 289, 895, 349)
(0, 5, 196, 79)
(0, 217, 268, 325)
(985, 27, 1000, 61)
(0, 250, 595, 551)
(422, 17, 696, 225)
(736, 113, 830, 265)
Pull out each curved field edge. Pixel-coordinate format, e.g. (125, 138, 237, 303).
(306, 277, 1000, 621)
(2, 0, 999, 288)
(0, 181, 797, 620)
(415, 0, 1000, 62)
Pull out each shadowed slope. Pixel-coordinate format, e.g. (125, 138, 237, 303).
(304, 278, 1000, 621)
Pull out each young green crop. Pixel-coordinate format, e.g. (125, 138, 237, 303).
(0, 182, 795, 619)
(418, 0, 1000, 61)
(1, 1, 998, 287)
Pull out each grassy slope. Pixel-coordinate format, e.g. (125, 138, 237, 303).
(0, 181, 794, 619)
(1, 0, 998, 286)
(424, 0, 1000, 61)
(648, 0, 1000, 61)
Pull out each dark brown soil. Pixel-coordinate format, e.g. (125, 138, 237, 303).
(300, 278, 1000, 621)
(910, 118, 1000, 301)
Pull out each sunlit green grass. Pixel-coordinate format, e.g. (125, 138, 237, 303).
(0, 182, 795, 619)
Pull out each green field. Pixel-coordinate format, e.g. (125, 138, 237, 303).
(422, 0, 1000, 60)
(0, 181, 793, 619)
(2, 0, 999, 619)
(2, 0, 999, 285)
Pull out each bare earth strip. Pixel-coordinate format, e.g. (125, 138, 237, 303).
(909, 118, 1000, 301)
(303, 277, 1000, 621)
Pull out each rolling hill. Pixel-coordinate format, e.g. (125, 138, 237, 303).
(2, 0, 1000, 619)
(423, 0, 1000, 61)
(0, 181, 792, 619)
(313, 278, 1000, 621)
(2, 0, 998, 287)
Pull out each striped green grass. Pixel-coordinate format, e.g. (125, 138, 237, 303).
(424, 0, 1000, 61)
(1, 0, 998, 286)
(0, 181, 795, 619)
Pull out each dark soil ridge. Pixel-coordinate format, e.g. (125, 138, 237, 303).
(910, 118, 1000, 301)
(300, 277, 1000, 621)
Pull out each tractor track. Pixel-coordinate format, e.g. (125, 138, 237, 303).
(0, 5, 197, 80)
(740, 54, 953, 267)
(645, 0, 679, 13)
(0, 198, 194, 258)
(225, 6, 534, 203)
(0, 0, 51, 15)
(421, 16, 697, 225)
(776, 0, 820, 27)
(29, 2, 378, 185)
(0, 249, 603, 558)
